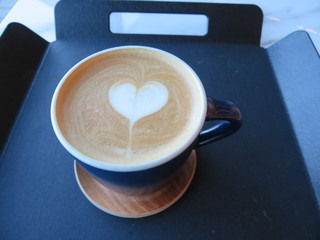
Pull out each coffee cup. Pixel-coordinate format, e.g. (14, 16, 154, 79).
(51, 46, 241, 195)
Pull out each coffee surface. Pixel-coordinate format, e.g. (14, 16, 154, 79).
(56, 48, 203, 164)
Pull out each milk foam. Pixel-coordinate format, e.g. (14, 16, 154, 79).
(109, 81, 169, 155)
(109, 81, 169, 124)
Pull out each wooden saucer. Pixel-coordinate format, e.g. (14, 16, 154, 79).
(74, 151, 197, 218)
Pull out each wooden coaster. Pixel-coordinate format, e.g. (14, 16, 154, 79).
(74, 150, 197, 218)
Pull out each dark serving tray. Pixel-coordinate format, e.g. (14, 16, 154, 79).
(1, 1, 320, 239)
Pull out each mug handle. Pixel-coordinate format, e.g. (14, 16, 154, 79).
(196, 98, 242, 147)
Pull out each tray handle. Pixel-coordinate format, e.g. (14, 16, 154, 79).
(55, 1, 262, 45)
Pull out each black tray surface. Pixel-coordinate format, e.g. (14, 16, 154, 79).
(0, 1, 319, 239)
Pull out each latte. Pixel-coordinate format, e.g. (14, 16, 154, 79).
(54, 47, 205, 164)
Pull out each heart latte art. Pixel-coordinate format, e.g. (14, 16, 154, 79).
(55, 47, 203, 164)
(109, 81, 169, 125)
(109, 81, 169, 156)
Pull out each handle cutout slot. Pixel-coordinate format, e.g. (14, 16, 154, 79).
(110, 12, 209, 36)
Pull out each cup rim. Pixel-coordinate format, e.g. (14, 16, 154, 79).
(50, 45, 207, 172)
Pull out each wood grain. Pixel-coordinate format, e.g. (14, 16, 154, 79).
(74, 150, 196, 218)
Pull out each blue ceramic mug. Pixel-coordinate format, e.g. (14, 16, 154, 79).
(51, 46, 241, 194)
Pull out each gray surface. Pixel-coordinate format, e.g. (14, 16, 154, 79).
(0, 0, 18, 22)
